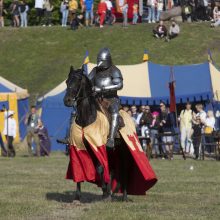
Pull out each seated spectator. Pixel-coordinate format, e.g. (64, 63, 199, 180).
(204, 110, 215, 154)
(3, 111, 16, 157)
(132, 2, 138, 25)
(153, 20, 167, 39)
(97, 0, 107, 28)
(43, 0, 54, 26)
(211, 5, 220, 27)
(35, 120, 51, 156)
(149, 111, 160, 158)
(70, 14, 84, 30)
(165, 20, 180, 42)
(19, 0, 29, 28)
(60, 0, 69, 27)
(192, 116, 202, 160)
(159, 102, 174, 160)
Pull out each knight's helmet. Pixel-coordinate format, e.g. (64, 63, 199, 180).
(97, 48, 112, 69)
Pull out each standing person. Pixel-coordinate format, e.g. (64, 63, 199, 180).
(130, 105, 139, 131)
(156, 0, 163, 22)
(43, 0, 53, 26)
(165, 20, 180, 41)
(179, 102, 193, 154)
(0, 0, 4, 27)
(60, 0, 69, 27)
(19, 0, 29, 27)
(105, 0, 113, 25)
(119, 0, 128, 27)
(147, 0, 156, 23)
(137, 105, 147, 135)
(195, 104, 207, 123)
(98, 0, 107, 28)
(84, 0, 94, 27)
(192, 116, 202, 160)
(11, 0, 20, 27)
(3, 111, 16, 157)
(153, 20, 167, 38)
(140, 106, 153, 135)
(132, 2, 138, 24)
(35, 120, 51, 156)
(25, 106, 41, 156)
(69, 0, 78, 25)
(149, 111, 160, 158)
(34, 0, 44, 25)
(204, 110, 215, 154)
(159, 102, 174, 160)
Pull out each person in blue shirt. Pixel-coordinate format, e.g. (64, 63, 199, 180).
(84, 0, 94, 27)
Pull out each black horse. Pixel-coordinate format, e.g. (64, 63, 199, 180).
(63, 66, 131, 202)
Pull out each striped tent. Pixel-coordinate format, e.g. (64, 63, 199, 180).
(41, 61, 220, 150)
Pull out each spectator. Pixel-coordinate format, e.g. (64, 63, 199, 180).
(105, 0, 113, 25)
(140, 106, 153, 131)
(149, 111, 160, 158)
(98, 0, 107, 28)
(132, 2, 138, 25)
(34, 0, 44, 25)
(19, 0, 29, 27)
(3, 111, 16, 157)
(189, 0, 197, 22)
(60, 0, 69, 27)
(25, 106, 41, 156)
(192, 116, 202, 160)
(11, 0, 20, 27)
(0, 0, 4, 27)
(69, 0, 78, 25)
(204, 110, 215, 154)
(211, 5, 220, 27)
(122, 105, 129, 112)
(156, 0, 164, 22)
(119, 0, 128, 27)
(182, 2, 192, 22)
(159, 102, 174, 160)
(130, 105, 138, 129)
(165, 20, 180, 41)
(43, 0, 53, 26)
(153, 20, 167, 38)
(35, 120, 51, 156)
(147, 0, 156, 23)
(195, 104, 207, 123)
(179, 102, 194, 154)
(70, 13, 84, 30)
(84, 0, 94, 27)
(216, 110, 220, 130)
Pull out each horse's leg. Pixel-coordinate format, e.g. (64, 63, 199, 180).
(74, 182, 81, 201)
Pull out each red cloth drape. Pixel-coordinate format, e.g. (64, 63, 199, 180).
(169, 81, 176, 113)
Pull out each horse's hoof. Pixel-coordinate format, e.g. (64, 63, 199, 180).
(74, 194, 81, 201)
(102, 194, 112, 202)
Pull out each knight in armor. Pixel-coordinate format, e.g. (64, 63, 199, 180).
(88, 48, 123, 148)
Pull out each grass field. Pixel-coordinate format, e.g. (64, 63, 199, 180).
(1, 23, 220, 100)
(0, 152, 220, 220)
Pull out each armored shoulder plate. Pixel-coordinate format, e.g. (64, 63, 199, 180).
(112, 66, 123, 80)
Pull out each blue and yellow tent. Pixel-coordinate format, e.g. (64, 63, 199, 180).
(40, 61, 220, 150)
(0, 76, 29, 142)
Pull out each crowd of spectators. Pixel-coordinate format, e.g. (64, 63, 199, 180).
(0, 0, 219, 28)
(123, 102, 220, 160)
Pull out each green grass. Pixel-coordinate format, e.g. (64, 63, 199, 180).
(1, 23, 220, 99)
(0, 152, 220, 219)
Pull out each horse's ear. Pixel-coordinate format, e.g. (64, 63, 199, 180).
(70, 65, 74, 72)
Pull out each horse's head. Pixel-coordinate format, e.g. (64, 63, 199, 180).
(63, 65, 92, 107)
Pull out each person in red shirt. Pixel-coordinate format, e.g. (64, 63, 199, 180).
(98, 0, 107, 28)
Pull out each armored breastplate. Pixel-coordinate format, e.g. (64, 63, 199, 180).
(94, 69, 112, 88)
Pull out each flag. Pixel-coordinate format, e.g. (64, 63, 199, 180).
(143, 49, 149, 62)
(169, 66, 176, 113)
(208, 49, 213, 64)
(83, 50, 90, 75)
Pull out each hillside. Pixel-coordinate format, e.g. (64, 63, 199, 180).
(0, 23, 220, 99)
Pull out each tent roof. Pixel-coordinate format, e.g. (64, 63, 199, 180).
(41, 61, 220, 105)
(0, 76, 29, 99)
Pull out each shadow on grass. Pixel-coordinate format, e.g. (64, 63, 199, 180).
(46, 191, 103, 204)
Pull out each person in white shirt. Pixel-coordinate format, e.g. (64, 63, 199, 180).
(35, 0, 45, 25)
(195, 104, 207, 124)
(204, 110, 215, 154)
(180, 102, 194, 154)
(3, 110, 17, 157)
